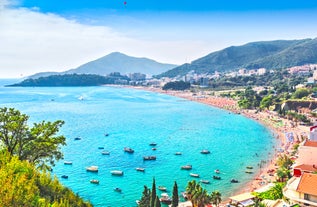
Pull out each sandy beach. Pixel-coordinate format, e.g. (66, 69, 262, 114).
(127, 86, 310, 198)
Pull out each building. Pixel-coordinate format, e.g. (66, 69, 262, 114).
(283, 173, 317, 206)
(296, 140, 317, 166)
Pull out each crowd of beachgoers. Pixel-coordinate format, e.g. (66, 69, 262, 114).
(127, 86, 310, 201)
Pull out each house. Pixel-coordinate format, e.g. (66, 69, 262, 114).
(296, 140, 317, 166)
(293, 164, 317, 177)
(228, 192, 255, 207)
(283, 173, 317, 206)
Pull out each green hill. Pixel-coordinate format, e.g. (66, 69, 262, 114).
(157, 38, 317, 78)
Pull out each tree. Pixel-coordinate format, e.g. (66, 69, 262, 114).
(186, 180, 198, 206)
(139, 185, 151, 207)
(292, 88, 310, 99)
(0, 107, 66, 170)
(210, 191, 222, 207)
(150, 177, 157, 207)
(192, 185, 210, 207)
(260, 95, 273, 109)
(171, 181, 179, 207)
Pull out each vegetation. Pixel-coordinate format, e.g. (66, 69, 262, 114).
(7, 73, 130, 87)
(139, 185, 151, 207)
(162, 81, 190, 90)
(253, 182, 285, 200)
(171, 181, 179, 207)
(0, 150, 92, 207)
(0, 107, 66, 170)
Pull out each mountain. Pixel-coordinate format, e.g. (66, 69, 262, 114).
(158, 38, 317, 78)
(29, 52, 177, 79)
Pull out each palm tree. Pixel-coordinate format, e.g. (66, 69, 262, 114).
(186, 180, 198, 206)
(193, 186, 210, 207)
(210, 191, 222, 207)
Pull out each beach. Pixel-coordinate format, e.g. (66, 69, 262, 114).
(127, 86, 310, 198)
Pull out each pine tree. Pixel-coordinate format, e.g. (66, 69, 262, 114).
(154, 195, 161, 207)
(171, 181, 179, 207)
(150, 177, 157, 207)
(139, 185, 151, 207)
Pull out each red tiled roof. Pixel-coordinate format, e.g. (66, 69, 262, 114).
(294, 164, 317, 172)
(304, 140, 317, 147)
(297, 173, 317, 196)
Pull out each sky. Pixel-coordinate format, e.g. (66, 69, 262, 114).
(1, 0, 317, 78)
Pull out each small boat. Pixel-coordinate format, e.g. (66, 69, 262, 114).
(214, 169, 220, 174)
(175, 152, 182, 155)
(200, 150, 210, 154)
(114, 187, 122, 192)
(181, 165, 192, 170)
(111, 170, 124, 176)
(104, 133, 109, 137)
(136, 200, 140, 205)
(124, 147, 134, 153)
(98, 147, 104, 149)
(74, 137, 81, 141)
(246, 166, 253, 169)
(158, 186, 167, 191)
(64, 161, 73, 165)
(190, 173, 200, 178)
(152, 148, 157, 151)
(61, 175, 68, 179)
(200, 180, 210, 184)
(101, 151, 110, 155)
(90, 179, 99, 184)
(160, 193, 172, 204)
(86, 166, 98, 172)
(78, 96, 84, 100)
(136, 167, 145, 172)
(143, 156, 156, 161)
(213, 175, 221, 180)
(181, 192, 188, 200)
(149, 143, 157, 146)
(230, 179, 239, 183)
(245, 170, 253, 174)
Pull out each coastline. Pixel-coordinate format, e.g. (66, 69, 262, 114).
(124, 86, 309, 199)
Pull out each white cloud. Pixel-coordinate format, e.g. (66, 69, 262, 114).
(0, 5, 211, 78)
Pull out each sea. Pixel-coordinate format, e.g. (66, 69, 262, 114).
(0, 79, 277, 207)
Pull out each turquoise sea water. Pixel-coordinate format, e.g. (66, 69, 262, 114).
(0, 83, 277, 207)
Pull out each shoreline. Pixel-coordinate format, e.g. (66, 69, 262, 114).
(124, 86, 309, 199)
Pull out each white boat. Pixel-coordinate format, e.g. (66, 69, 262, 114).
(158, 186, 167, 191)
(175, 152, 182, 155)
(64, 161, 73, 165)
(101, 151, 110, 155)
(214, 169, 220, 174)
(136, 167, 145, 172)
(190, 173, 200, 178)
(111, 170, 124, 176)
(181, 164, 192, 170)
(86, 166, 98, 172)
(200, 180, 210, 184)
(90, 179, 99, 184)
(200, 149, 210, 154)
(160, 193, 172, 204)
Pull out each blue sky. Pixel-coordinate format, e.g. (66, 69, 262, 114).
(1, 0, 317, 78)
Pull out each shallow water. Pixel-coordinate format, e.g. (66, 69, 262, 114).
(0, 84, 277, 206)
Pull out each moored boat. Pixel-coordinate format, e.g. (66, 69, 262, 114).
(111, 170, 124, 176)
(90, 179, 99, 184)
(64, 161, 73, 165)
(98, 146, 104, 149)
(246, 166, 253, 169)
(101, 151, 110, 155)
(175, 152, 182, 155)
(245, 170, 253, 174)
(214, 169, 220, 174)
(200, 180, 210, 184)
(61, 175, 68, 179)
(190, 173, 200, 178)
(86, 166, 98, 172)
(74, 137, 81, 140)
(200, 149, 210, 154)
(143, 156, 156, 161)
(158, 186, 167, 191)
(181, 165, 192, 170)
(230, 179, 239, 183)
(160, 193, 172, 204)
(213, 175, 221, 180)
(136, 167, 145, 172)
(124, 147, 134, 153)
(149, 143, 157, 146)
(114, 187, 122, 192)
